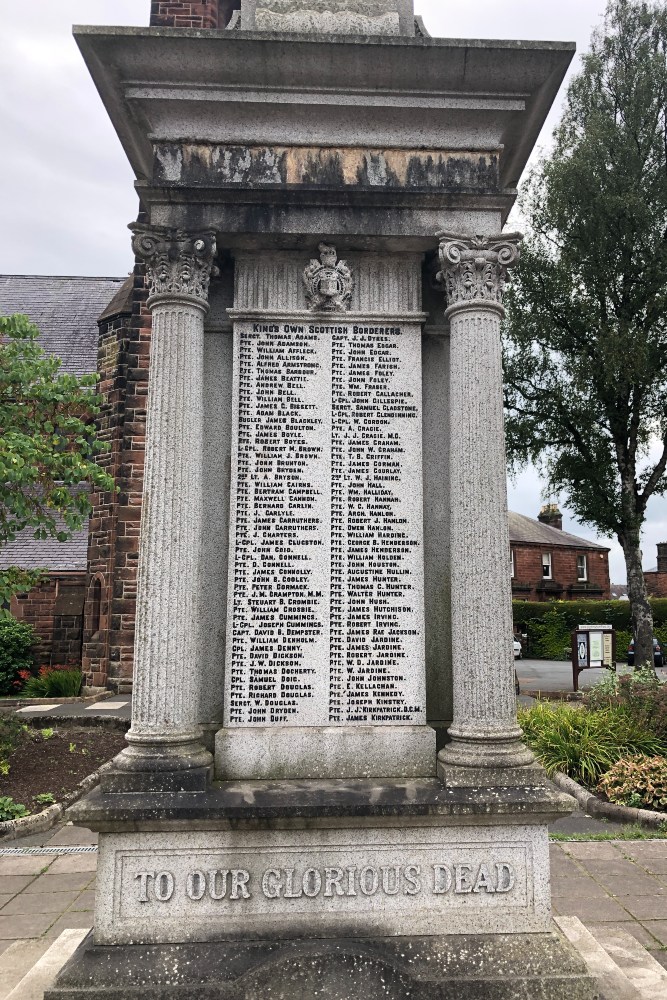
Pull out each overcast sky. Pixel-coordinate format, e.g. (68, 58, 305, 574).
(1, 0, 665, 583)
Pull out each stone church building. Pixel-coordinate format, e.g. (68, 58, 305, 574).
(1, 1, 612, 691)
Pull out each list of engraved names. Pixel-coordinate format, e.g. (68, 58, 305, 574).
(225, 321, 424, 727)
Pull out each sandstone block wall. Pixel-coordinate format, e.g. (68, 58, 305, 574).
(11, 575, 86, 668)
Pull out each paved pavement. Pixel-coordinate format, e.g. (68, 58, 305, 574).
(0, 824, 665, 980)
(14, 698, 132, 721)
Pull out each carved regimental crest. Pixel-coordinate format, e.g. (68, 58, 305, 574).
(303, 244, 354, 312)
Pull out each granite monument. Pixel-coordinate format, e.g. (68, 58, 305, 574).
(48, 2, 599, 997)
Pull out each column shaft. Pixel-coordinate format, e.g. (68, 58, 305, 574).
(131, 300, 204, 740)
(104, 225, 217, 793)
(436, 232, 534, 780)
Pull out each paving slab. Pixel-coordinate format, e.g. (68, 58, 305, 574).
(0, 857, 54, 876)
(640, 920, 667, 946)
(68, 889, 95, 911)
(0, 890, 81, 915)
(0, 875, 37, 897)
(5, 927, 89, 1000)
(23, 872, 93, 896)
(562, 842, 625, 861)
(550, 875, 611, 898)
(44, 824, 97, 847)
(619, 896, 667, 921)
(47, 853, 98, 874)
(552, 894, 631, 922)
(44, 912, 93, 941)
(597, 875, 667, 897)
(591, 926, 667, 1000)
(0, 911, 56, 940)
(586, 920, 662, 949)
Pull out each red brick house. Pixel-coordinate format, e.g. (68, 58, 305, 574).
(645, 544, 667, 597)
(510, 505, 611, 602)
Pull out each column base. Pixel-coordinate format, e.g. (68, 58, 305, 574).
(101, 735, 213, 794)
(215, 725, 436, 779)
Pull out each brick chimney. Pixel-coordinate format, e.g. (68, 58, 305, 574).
(150, 2, 220, 28)
(657, 543, 667, 574)
(538, 504, 563, 531)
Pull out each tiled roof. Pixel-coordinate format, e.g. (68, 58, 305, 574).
(0, 275, 126, 376)
(0, 276, 126, 573)
(509, 512, 609, 551)
(0, 525, 88, 572)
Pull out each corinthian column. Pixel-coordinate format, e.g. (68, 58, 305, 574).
(436, 232, 535, 785)
(105, 225, 217, 793)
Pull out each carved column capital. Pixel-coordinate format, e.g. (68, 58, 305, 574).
(436, 232, 521, 318)
(130, 224, 217, 308)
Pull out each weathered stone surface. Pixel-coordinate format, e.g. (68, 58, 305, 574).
(46, 929, 599, 999)
(93, 824, 551, 944)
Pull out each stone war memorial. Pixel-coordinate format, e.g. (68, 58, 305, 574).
(48, 3, 600, 998)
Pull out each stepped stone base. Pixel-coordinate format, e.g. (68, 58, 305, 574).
(46, 929, 600, 1000)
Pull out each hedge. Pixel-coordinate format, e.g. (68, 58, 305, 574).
(513, 600, 667, 662)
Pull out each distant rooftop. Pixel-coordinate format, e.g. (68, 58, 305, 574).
(0, 275, 126, 376)
(509, 512, 609, 551)
(0, 525, 88, 573)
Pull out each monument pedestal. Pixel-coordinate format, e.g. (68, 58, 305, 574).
(47, 779, 597, 1000)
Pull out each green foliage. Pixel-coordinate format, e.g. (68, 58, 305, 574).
(503, 0, 667, 660)
(0, 715, 27, 760)
(523, 608, 571, 660)
(22, 668, 82, 699)
(40, 728, 54, 740)
(518, 701, 665, 785)
(585, 667, 667, 741)
(33, 792, 55, 806)
(0, 797, 29, 822)
(598, 755, 667, 811)
(513, 599, 667, 660)
(0, 616, 35, 694)
(0, 313, 115, 608)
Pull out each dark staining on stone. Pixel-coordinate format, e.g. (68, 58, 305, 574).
(153, 143, 500, 194)
(300, 152, 346, 187)
(405, 154, 499, 193)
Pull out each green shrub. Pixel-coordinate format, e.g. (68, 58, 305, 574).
(0, 617, 35, 695)
(0, 797, 30, 822)
(585, 668, 667, 742)
(22, 668, 82, 699)
(598, 756, 667, 812)
(0, 716, 26, 759)
(518, 701, 665, 785)
(34, 792, 55, 806)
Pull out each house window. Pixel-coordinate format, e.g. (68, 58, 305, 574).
(577, 554, 588, 581)
(542, 553, 552, 579)
(510, 549, 515, 578)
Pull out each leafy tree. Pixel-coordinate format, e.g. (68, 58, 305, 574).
(0, 314, 114, 609)
(503, 0, 667, 669)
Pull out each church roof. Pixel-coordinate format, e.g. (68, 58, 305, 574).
(509, 512, 609, 551)
(0, 276, 125, 574)
(0, 274, 126, 376)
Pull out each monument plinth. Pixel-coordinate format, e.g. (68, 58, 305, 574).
(49, 3, 598, 997)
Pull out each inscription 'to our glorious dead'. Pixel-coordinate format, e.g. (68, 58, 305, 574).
(135, 862, 516, 903)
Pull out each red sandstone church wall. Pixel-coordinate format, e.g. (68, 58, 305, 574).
(150, 2, 220, 28)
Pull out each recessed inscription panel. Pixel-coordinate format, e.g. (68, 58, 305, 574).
(224, 320, 425, 728)
(116, 844, 528, 923)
